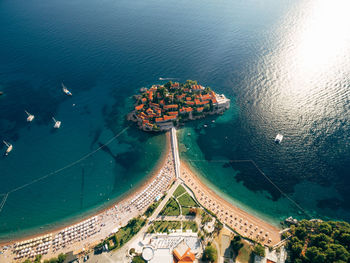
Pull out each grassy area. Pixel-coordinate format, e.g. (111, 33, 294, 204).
(177, 192, 198, 207)
(183, 221, 198, 232)
(95, 217, 146, 252)
(159, 197, 180, 216)
(147, 221, 198, 233)
(182, 207, 191, 216)
(173, 185, 186, 197)
(147, 221, 181, 233)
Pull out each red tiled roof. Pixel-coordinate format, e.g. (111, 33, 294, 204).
(168, 111, 178, 116)
(195, 99, 209, 105)
(191, 85, 204, 90)
(163, 104, 178, 109)
(163, 115, 177, 121)
(173, 248, 195, 263)
(146, 108, 154, 115)
(135, 104, 144, 111)
(150, 102, 160, 108)
(201, 94, 211, 100)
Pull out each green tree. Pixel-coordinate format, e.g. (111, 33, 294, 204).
(231, 235, 243, 254)
(290, 242, 303, 258)
(305, 246, 326, 263)
(164, 81, 172, 89)
(253, 244, 265, 257)
(23, 260, 32, 263)
(57, 253, 67, 263)
(34, 255, 42, 263)
(295, 226, 308, 240)
(203, 245, 217, 262)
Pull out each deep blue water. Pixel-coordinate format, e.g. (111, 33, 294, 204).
(0, 0, 349, 240)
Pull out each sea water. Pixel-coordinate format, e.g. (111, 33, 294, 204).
(0, 0, 349, 240)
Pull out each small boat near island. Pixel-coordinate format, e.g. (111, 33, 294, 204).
(3, 141, 13, 155)
(62, 83, 72, 96)
(52, 117, 61, 128)
(25, 110, 35, 122)
(275, 133, 283, 143)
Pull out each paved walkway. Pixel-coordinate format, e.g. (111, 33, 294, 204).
(171, 127, 181, 179)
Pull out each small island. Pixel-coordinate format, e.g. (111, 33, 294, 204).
(128, 80, 230, 131)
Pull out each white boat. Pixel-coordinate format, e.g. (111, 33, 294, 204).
(52, 117, 61, 128)
(61, 83, 72, 96)
(25, 110, 35, 122)
(3, 141, 13, 155)
(275, 134, 283, 143)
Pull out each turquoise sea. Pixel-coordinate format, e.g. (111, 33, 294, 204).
(0, 0, 350, 241)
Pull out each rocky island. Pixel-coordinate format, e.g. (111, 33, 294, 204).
(128, 80, 230, 131)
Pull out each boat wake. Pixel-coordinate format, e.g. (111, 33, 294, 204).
(159, 77, 179, 81)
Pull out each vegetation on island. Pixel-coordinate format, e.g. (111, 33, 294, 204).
(129, 80, 230, 131)
(284, 219, 350, 263)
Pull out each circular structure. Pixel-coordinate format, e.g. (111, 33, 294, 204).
(142, 246, 154, 261)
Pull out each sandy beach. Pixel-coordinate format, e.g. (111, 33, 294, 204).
(0, 128, 283, 262)
(180, 160, 281, 246)
(0, 132, 175, 262)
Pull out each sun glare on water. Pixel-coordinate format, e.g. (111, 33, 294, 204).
(295, 0, 350, 73)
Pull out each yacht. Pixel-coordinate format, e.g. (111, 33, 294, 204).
(3, 141, 13, 155)
(275, 134, 283, 144)
(62, 83, 72, 96)
(52, 117, 61, 128)
(25, 110, 35, 122)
